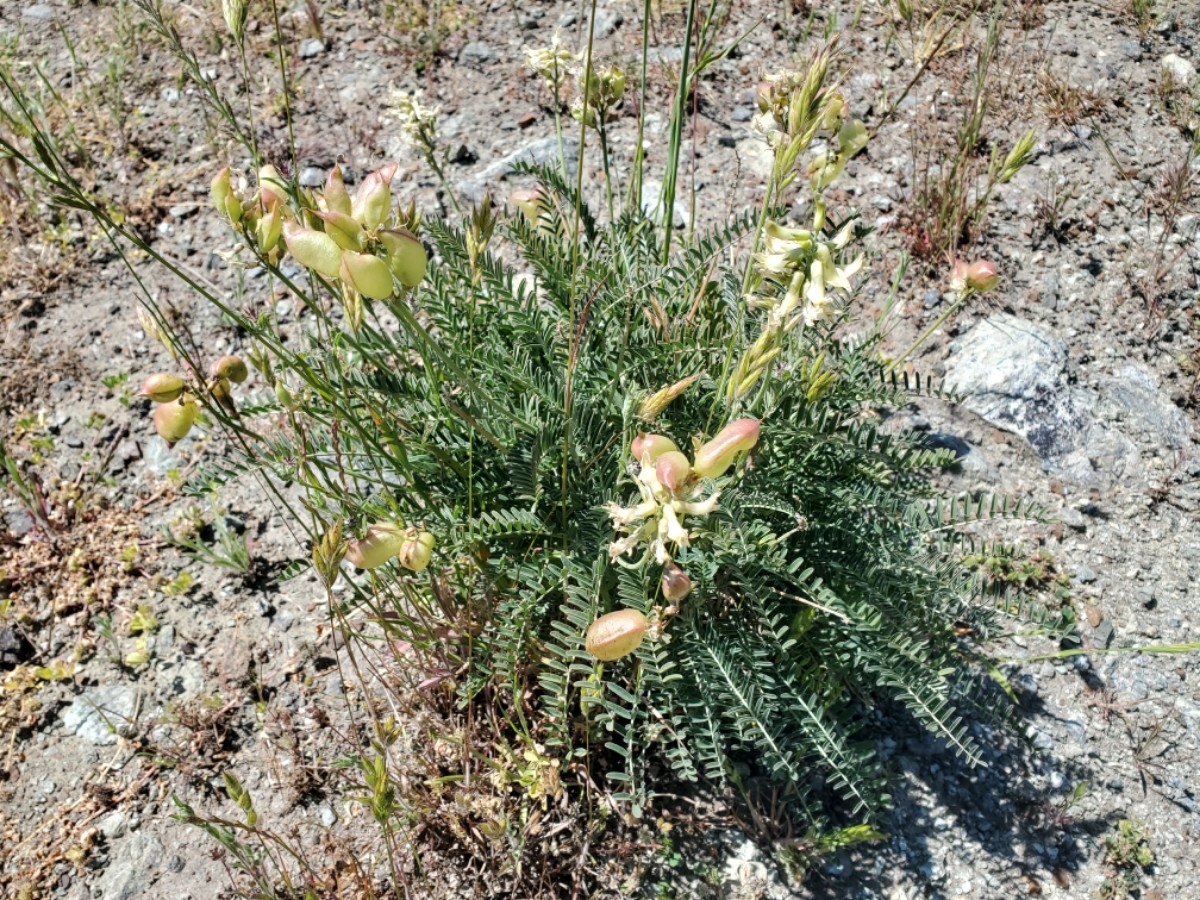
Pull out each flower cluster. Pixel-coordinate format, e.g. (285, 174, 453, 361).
(524, 34, 575, 93)
(570, 64, 625, 128)
(606, 419, 760, 567)
(139, 354, 248, 448)
(211, 163, 427, 325)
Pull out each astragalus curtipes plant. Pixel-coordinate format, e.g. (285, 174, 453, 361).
(182, 43, 1025, 831)
(1, 23, 1033, 863)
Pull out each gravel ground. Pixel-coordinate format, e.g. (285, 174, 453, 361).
(1, 0, 1198, 897)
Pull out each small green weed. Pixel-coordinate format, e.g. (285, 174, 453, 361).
(1098, 819, 1154, 900)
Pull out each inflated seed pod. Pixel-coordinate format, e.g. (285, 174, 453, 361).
(282, 222, 343, 278)
(138, 373, 185, 403)
(379, 227, 427, 288)
(630, 433, 679, 465)
(585, 609, 649, 661)
(339, 251, 394, 300)
(344, 522, 406, 570)
(661, 562, 692, 603)
(397, 530, 435, 572)
(210, 355, 249, 384)
(153, 396, 197, 447)
(691, 418, 761, 479)
(654, 450, 691, 493)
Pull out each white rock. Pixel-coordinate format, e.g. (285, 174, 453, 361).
(1161, 53, 1196, 85)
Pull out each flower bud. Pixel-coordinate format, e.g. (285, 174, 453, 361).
(630, 433, 679, 465)
(655, 450, 691, 493)
(153, 396, 196, 447)
(352, 163, 397, 230)
(755, 81, 773, 113)
(211, 167, 243, 224)
(344, 522, 405, 570)
(210, 355, 249, 384)
(379, 227, 427, 288)
(603, 66, 625, 102)
(692, 418, 761, 479)
(339, 251, 394, 300)
(966, 260, 999, 293)
(397, 530, 435, 572)
(323, 165, 352, 217)
(585, 609, 649, 661)
(661, 562, 692, 603)
(315, 210, 365, 251)
(283, 222, 343, 278)
(275, 380, 296, 408)
(139, 373, 185, 403)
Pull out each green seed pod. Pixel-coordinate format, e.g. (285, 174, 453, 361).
(283, 222, 343, 278)
(315, 210, 365, 252)
(397, 530, 435, 572)
(138, 373, 185, 403)
(323, 165, 353, 218)
(379, 227, 427, 288)
(344, 522, 405, 570)
(654, 450, 691, 493)
(692, 418, 761, 479)
(210, 355, 249, 384)
(630, 433, 679, 465)
(211, 167, 243, 224)
(661, 562, 692, 603)
(351, 163, 397, 231)
(153, 396, 196, 447)
(340, 251, 394, 300)
(585, 609, 649, 661)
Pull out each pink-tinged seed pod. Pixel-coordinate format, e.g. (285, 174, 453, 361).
(153, 396, 196, 447)
(655, 450, 691, 493)
(585, 609, 649, 661)
(323, 165, 352, 217)
(210, 355, 249, 384)
(340, 251, 394, 300)
(630, 433, 679, 465)
(966, 260, 999, 293)
(692, 418, 761, 479)
(257, 164, 288, 209)
(661, 562, 692, 603)
(315, 210, 365, 251)
(509, 188, 544, 226)
(351, 163, 397, 230)
(344, 522, 406, 570)
(950, 258, 969, 293)
(283, 222, 343, 278)
(211, 167, 243, 224)
(755, 81, 773, 112)
(138, 373, 185, 403)
(379, 228, 427, 288)
(397, 530, 435, 572)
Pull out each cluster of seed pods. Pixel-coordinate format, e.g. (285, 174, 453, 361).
(140, 355, 249, 448)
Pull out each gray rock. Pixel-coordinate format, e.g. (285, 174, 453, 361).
(456, 136, 579, 203)
(1076, 564, 1098, 583)
(592, 8, 623, 38)
(1100, 363, 1191, 449)
(23, 4, 55, 20)
(731, 105, 754, 122)
(1161, 53, 1197, 85)
(61, 685, 137, 746)
(646, 46, 683, 65)
(319, 805, 337, 826)
(298, 38, 325, 59)
(168, 203, 197, 219)
(943, 314, 1087, 463)
(298, 166, 326, 188)
(94, 831, 164, 900)
(4, 508, 34, 538)
(1119, 40, 1144, 61)
(640, 179, 688, 229)
(460, 41, 498, 66)
(98, 809, 129, 840)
